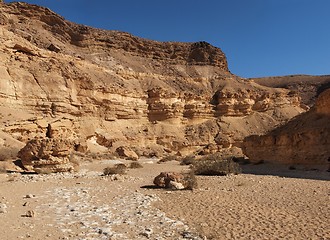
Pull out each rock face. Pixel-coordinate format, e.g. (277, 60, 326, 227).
(17, 138, 75, 173)
(0, 2, 306, 160)
(242, 89, 330, 168)
(252, 75, 330, 107)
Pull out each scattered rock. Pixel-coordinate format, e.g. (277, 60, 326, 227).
(140, 228, 153, 238)
(0, 203, 7, 213)
(13, 43, 37, 56)
(24, 210, 35, 217)
(25, 194, 35, 198)
(47, 43, 61, 53)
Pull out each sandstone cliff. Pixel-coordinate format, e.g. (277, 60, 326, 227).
(0, 2, 304, 161)
(242, 88, 330, 169)
(252, 75, 330, 107)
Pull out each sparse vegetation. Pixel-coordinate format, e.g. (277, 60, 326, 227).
(191, 153, 241, 176)
(0, 162, 8, 173)
(103, 163, 127, 175)
(34, 168, 53, 174)
(129, 161, 143, 169)
(157, 155, 178, 164)
(69, 153, 80, 172)
(85, 152, 119, 162)
(288, 165, 296, 170)
(253, 160, 265, 165)
(180, 155, 196, 165)
(183, 170, 198, 190)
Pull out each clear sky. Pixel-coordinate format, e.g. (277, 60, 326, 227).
(5, 0, 330, 78)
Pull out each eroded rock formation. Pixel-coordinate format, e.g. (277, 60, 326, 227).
(242, 89, 330, 169)
(17, 138, 75, 173)
(0, 2, 310, 166)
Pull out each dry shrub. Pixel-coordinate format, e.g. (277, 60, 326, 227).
(69, 153, 80, 172)
(129, 161, 143, 169)
(34, 168, 53, 174)
(191, 153, 241, 176)
(180, 155, 196, 165)
(183, 170, 198, 190)
(0, 162, 9, 173)
(157, 155, 178, 164)
(103, 163, 127, 175)
(86, 152, 119, 161)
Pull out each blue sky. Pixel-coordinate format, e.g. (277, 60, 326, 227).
(5, 0, 330, 78)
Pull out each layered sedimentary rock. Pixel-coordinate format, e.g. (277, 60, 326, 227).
(252, 75, 330, 107)
(0, 2, 307, 164)
(242, 89, 330, 168)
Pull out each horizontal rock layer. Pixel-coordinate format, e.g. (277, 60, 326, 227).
(243, 89, 330, 168)
(0, 2, 307, 161)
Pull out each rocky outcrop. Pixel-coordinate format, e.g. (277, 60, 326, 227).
(116, 146, 138, 160)
(242, 89, 330, 169)
(17, 138, 75, 173)
(0, 2, 307, 160)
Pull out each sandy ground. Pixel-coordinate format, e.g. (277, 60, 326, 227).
(0, 159, 329, 240)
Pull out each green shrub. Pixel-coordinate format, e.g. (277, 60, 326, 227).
(103, 163, 127, 175)
(191, 153, 241, 176)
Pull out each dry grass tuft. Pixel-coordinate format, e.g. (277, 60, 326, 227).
(191, 153, 241, 176)
(180, 155, 196, 165)
(183, 170, 198, 190)
(103, 163, 127, 175)
(0, 162, 8, 173)
(157, 155, 178, 164)
(129, 161, 143, 169)
(69, 153, 80, 172)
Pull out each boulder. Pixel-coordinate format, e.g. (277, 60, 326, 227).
(17, 138, 75, 173)
(116, 146, 138, 160)
(153, 172, 186, 190)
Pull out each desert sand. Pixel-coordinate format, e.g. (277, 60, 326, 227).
(0, 159, 329, 240)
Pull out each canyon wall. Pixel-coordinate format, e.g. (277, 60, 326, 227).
(0, 2, 305, 160)
(243, 89, 330, 169)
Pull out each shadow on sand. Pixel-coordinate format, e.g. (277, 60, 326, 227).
(241, 163, 330, 181)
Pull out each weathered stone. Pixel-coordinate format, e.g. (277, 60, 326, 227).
(168, 181, 185, 190)
(214, 134, 232, 148)
(18, 138, 75, 173)
(24, 210, 35, 217)
(116, 146, 138, 160)
(13, 43, 37, 56)
(47, 43, 61, 53)
(0, 203, 7, 213)
(153, 172, 186, 189)
(25, 194, 35, 199)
